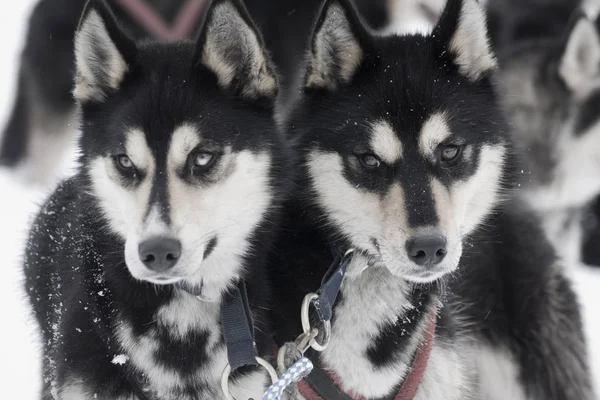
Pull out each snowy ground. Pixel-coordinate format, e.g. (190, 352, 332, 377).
(0, 1, 599, 398)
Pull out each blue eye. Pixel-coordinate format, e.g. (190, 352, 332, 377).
(194, 152, 214, 167)
(116, 155, 134, 169)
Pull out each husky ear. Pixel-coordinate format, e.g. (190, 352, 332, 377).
(558, 14, 600, 93)
(305, 0, 368, 91)
(196, 0, 277, 100)
(432, 0, 496, 81)
(73, 0, 136, 103)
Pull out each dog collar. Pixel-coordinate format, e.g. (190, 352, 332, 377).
(296, 309, 437, 400)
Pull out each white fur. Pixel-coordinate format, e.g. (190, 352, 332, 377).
(559, 17, 600, 95)
(415, 344, 475, 400)
(306, 3, 363, 90)
(321, 263, 439, 398)
(89, 129, 155, 240)
(447, 0, 497, 81)
(59, 377, 137, 399)
(201, 2, 276, 98)
(418, 112, 451, 159)
(449, 145, 506, 236)
(370, 120, 403, 163)
(475, 344, 527, 400)
(59, 379, 91, 400)
(73, 10, 129, 102)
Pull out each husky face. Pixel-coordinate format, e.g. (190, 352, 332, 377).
(74, 0, 280, 293)
(497, 13, 600, 212)
(293, 0, 507, 283)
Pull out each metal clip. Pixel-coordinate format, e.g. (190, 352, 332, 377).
(300, 293, 331, 352)
(221, 357, 278, 400)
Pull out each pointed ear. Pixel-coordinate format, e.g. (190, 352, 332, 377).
(73, 0, 136, 103)
(305, 0, 369, 91)
(432, 0, 496, 81)
(559, 14, 600, 93)
(196, 0, 277, 100)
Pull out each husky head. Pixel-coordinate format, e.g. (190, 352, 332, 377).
(74, 0, 281, 295)
(496, 11, 600, 212)
(291, 0, 508, 283)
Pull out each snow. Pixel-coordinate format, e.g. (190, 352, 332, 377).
(0, 1, 597, 398)
(111, 354, 130, 366)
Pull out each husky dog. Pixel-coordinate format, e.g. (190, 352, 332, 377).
(491, 5, 600, 266)
(24, 0, 286, 398)
(268, 0, 593, 398)
(0, 0, 205, 183)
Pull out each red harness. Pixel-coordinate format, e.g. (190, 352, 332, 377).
(115, 0, 207, 41)
(296, 310, 437, 400)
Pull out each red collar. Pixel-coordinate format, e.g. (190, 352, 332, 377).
(297, 310, 437, 400)
(115, 0, 207, 41)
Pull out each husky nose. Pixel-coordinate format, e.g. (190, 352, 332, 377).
(138, 237, 182, 272)
(406, 234, 447, 267)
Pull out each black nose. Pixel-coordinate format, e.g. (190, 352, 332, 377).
(406, 234, 447, 267)
(138, 237, 182, 272)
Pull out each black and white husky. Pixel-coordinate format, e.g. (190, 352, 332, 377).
(24, 0, 287, 398)
(269, 0, 594, 398)
(489, 0, 600, 267)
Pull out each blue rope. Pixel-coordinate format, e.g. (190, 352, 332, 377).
(262, 357, 314, 400)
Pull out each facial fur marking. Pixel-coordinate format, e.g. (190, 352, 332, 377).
(418, 113, 451, 159)
(369, 120, 403, 164)
(89, 129, 156, 240)
(168, 124, 201, 170)
(143, 206, 171, 238)
(125, 129, 153, 172)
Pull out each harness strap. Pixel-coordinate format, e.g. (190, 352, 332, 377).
(115, 0, 207, 41)
(221, 281, 259, 370)
(296, 309, 438, 400)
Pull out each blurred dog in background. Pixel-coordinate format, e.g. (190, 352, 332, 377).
(488, 0, 600, 267)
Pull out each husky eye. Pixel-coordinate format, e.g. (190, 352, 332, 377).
(116, 155, 134, 170)
(194, 152, 215, 168)
(359, 154, 381, 169)
(440, 145, 462, 164)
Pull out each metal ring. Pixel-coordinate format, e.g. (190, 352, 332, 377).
(300, 293, 331, 352)
(220, 357, 278, 400)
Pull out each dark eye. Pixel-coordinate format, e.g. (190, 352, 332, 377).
(359, 154, 381, 169)
(116, 155, 134, 170)
(440, 145, 462, 164)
